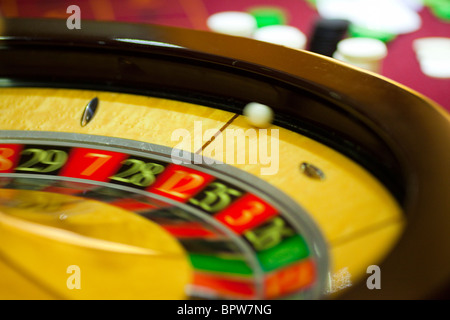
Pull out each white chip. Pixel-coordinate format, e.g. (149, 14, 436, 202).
(253, 25, 307, 49)
(413, 37, 450, 59)
(243, 102, 274, 128)
(207, 11, 257, 38)
(333, 51, 377, 71)
(413, 37, 450, 78)
(333, 38, 388, 72)
(336, 37, 387, 62)
(316, 0, 421, 35)
(417, 59, 450, 79)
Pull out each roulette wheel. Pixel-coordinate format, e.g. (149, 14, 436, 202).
(0, 17, 449, 300)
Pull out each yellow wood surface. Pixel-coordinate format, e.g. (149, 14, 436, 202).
(0, 88, 234, 148)
(0, 88, 404, 298)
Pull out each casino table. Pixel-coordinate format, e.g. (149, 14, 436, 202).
(0, 1, 449, 300)
(1, 0, 449, 111)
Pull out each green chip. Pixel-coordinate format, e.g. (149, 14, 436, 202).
(425, 0, 450, 21)
(349, 24, 397, 43)
(424, 0, 447, 7)
(431, 4, 450, 21)
(247, 6, 288, 28)
(306, 0, 318, 8)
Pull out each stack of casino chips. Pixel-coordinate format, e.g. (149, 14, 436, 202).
(308, 18, 350, 57)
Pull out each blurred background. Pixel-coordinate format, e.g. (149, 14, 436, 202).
(0, 0, 449, 111)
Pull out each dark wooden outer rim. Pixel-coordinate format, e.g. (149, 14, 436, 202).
(1, 18, 449, 299)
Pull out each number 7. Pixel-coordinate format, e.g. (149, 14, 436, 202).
(80, 153, 112, 176)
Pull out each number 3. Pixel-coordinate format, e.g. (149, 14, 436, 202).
(0, 147, 15, 171)
(224, 201, 265, 226)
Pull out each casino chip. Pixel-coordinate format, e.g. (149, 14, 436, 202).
(425, 0, 450, 21)
(308, 18, 350, 56)
(316, 0, 422, 35)
(333, 37, 388, 73)
(348, 24, 397, 43)
(247, 6, 288, 28)
(413, 37, 450, 78)
(253, 25, 307, 50)
(206, 11, 257, 37)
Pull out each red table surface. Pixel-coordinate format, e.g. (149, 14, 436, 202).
(1, 0, 449, 112)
